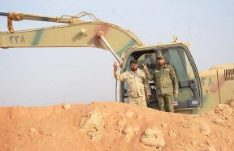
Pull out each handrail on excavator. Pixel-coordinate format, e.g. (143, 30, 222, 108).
(0, 12, 100, 33)
(0, 12, 72, 32)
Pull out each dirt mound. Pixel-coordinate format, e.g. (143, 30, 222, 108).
(0, 102, 234, 151)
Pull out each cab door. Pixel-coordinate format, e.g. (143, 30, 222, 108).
(120, 44, 203, 110)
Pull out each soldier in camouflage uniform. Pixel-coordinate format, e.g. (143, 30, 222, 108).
(143, 56, 178, 112)
(113, 59, 151, 107)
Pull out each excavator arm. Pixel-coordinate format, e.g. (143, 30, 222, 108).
(0, 12, 143, 62)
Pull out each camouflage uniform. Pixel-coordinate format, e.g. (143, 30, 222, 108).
(115, 69, 150, 107)
(146, 64, 178, 112)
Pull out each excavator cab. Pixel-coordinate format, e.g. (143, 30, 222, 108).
(0, 12, 205, 113)
(120, 43, 203, 111)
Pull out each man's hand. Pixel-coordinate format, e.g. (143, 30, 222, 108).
(113, 61, 118, 71)
(142, 63, 148, 73)
(146, 95, 150, 101)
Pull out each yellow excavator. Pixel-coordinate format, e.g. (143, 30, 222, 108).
(0, 12, 233, 114)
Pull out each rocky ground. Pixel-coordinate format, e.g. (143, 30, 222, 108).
(0, 100, 234, 151)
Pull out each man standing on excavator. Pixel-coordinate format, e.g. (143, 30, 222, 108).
(143, 55, 178, 112)
(113, 59, 151, 107)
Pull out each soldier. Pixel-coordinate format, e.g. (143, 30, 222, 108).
(143, 55, 178, 112)
(113, 59, 151, 107)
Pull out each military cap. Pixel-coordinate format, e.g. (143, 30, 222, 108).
(156, 55, 164, 60)
(130, 59, 138, 64)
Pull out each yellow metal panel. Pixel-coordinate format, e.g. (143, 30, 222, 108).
(199, 70, 220, 109)
(218, 68, 234, 104)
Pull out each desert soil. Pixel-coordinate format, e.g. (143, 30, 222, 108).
(0, 101, 234, 151)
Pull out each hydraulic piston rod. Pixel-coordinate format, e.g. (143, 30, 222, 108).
(96, 31, 121, 63)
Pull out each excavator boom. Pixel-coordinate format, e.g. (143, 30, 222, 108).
(0, 12, 143, 61)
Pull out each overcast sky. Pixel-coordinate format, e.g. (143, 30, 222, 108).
(0, 0, 234, 107)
